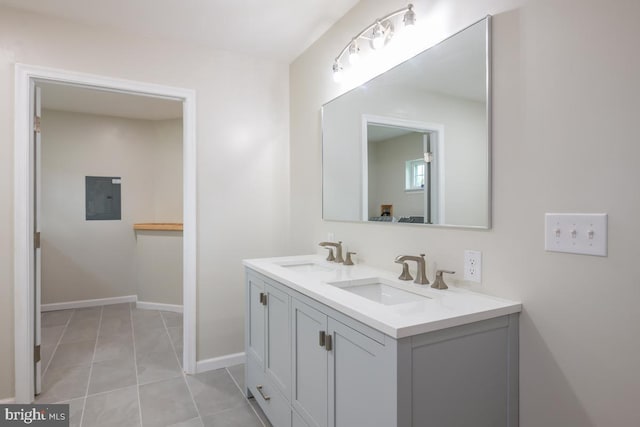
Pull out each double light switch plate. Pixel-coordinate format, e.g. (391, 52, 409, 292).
(544, 213, 608, 256)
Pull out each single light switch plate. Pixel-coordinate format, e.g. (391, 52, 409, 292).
(464, 250, 482, 283)
(544, 213, 607, 256)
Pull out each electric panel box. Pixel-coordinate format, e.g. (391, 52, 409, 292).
(86, 176, 121, 220)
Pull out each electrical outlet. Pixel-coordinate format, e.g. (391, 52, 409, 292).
(464, 250, 482, 283)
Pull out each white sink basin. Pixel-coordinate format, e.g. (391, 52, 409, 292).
(328, 278, 431, 305)
(278, 260, 334, 273)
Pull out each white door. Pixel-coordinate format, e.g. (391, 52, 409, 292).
(33, 83, 42, 395)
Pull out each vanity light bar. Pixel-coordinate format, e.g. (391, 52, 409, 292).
(332, 3, 416, 82)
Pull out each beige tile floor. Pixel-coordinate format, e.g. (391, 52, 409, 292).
(39, 303, 270, 427)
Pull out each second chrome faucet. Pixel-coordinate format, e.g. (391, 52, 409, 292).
(319, 241, 344, 263)
(394, 254, 429, 285)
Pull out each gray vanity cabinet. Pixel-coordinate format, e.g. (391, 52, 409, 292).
(246, 268, 519, 427)
(246, 273, 293, 426)
(327, 318, 397, 427)
(291, 299, 328, 427)
(291, 294, 396, 427)
(247, 274, 265, 367)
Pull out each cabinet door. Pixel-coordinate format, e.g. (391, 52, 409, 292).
(328, 318, 395, 427)
(247, 275, 265, 367)
(265, 283, 291, 400)
(292, 299, 328, 427)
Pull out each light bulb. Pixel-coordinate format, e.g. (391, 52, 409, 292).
(348, 41, 360, 65)
(371, 22, 386, 50)
(403, 5, 416, 28)
(332, 61, 343, 83)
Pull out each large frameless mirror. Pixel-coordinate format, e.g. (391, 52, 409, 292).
(322, 17, 491, 228)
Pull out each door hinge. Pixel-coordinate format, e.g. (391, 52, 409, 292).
(34, 116, 41, 134)
(34, 345, 41, 363)
(34, 232, 41, 249)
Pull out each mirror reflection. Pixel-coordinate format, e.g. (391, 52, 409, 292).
(322, 17, 491, 228)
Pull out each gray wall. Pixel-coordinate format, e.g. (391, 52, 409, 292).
(40, 109, 182, 305)
(290, 0, 640, 426)
(368, 133, 425, 219)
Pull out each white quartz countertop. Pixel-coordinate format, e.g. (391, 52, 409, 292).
(243, 255, 522, 339)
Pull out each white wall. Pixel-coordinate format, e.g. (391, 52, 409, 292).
(290, 0, 640, 426)
(40, 110, 182, 305)
(135, 231, 183, 305)
(0, 6, 290, 399)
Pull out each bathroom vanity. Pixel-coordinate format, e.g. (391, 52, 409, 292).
(244, 255, 521, 427)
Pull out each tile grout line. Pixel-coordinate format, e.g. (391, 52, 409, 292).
(79, 306, 104, 427)
(225, 367, 269, 427)
(161, 311, 204, 425)
(42, 309, 75, 380)
(130, 303, 144, 427)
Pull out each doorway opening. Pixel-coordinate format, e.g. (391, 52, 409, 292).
(361, 114, 445, 224)
(14, 64, 197, 403)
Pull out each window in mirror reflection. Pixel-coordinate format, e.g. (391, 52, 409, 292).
(406, 158, 425, 191)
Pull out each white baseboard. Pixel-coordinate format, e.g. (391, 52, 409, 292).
(136, 301, 183, 313)
(0, 397, 15, 404)
(196, 352, 246, 373)
(41, 295, 137, 312)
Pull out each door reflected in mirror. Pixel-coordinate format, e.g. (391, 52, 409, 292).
(322, 17, 491, 229)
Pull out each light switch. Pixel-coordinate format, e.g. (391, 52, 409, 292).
(544, 213, 607, 256)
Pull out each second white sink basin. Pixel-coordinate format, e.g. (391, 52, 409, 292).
(328, 278, 431, 305)
(277, 260, 334, 273)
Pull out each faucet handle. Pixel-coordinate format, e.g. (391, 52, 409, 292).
(432, 270, 455, 290)
(344, 251, 356, 266)
(324, 247, 335, 262)
(397, 262, 413, 281)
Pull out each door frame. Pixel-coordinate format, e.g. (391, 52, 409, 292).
(13, 63, 198, 403)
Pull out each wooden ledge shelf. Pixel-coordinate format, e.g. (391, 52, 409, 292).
(134, 223, 183, 231)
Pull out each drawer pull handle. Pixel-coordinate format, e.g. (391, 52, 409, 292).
(259, 292, 267, 305)
(319, 330, 326, 347)
(256, 385, 271, 401)
(325, 334, 333, 351)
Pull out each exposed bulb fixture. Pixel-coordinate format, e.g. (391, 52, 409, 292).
(331, 4, 416, 83)
(403, 4, 416, 28)
(348, 40, 360, 64)
(371, 21, 386, 50)
(332, 61, 343, 83)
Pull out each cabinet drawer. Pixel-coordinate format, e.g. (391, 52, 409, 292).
(248, 356, 291, 427)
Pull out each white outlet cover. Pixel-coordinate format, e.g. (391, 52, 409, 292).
(544, 213, 607, 256)
(464, 250, 482, 283)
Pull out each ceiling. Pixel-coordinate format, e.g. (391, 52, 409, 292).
(15, 0, 360, 119)
(0, 0, 359, 62)
(38, 82, 183, 120)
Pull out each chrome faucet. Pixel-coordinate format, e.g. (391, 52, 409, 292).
(319, 241, 344, 263)
(394, 254, 429, 285)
